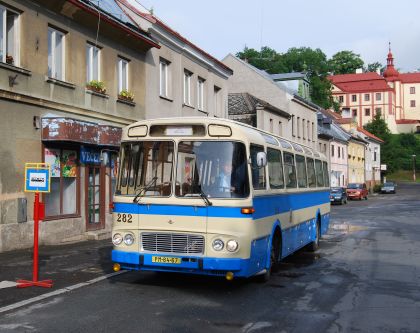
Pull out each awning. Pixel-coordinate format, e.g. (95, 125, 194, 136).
(42, 117, 122, 147)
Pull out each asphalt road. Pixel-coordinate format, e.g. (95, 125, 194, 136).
(0, 183, 419, 333)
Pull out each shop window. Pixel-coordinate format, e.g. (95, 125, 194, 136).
(43, 148, 79, 217)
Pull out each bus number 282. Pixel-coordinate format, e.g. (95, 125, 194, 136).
(117, 213, 132, 223)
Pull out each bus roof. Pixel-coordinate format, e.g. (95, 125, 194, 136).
(122, 117, 327, 160)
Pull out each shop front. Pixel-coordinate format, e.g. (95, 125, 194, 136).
(42, 117, 121, 237)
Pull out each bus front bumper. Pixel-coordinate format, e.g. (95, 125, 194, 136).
(112, 250, 253, 278)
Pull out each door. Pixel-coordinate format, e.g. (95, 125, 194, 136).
(86, 165, 105, 231)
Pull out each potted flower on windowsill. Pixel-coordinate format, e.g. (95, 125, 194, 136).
(118, 89, 134, 102)
(6, 54, 14, 65)
(86, 80, 106, 94)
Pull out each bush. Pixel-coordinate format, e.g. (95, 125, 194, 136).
(373, 184, 382, 193)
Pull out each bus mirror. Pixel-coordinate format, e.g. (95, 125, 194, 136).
(256, 152, 267, 168)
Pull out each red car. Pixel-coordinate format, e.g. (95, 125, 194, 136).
(346, 183, 368, 200)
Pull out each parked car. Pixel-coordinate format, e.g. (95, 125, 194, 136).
(330, 187, 348, 205)
(346, 183, 368, 200)
(381, 182, 396, 194)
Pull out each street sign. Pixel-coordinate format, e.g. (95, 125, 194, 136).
(24, 163, 51, 193)
(380, 164, 387, 171)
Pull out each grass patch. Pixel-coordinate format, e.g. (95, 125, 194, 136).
(385, 170, 420, 183)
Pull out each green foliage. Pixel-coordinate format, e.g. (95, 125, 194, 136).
(86, 80, 106, 94)
(363, 113, 391, 142)
(329, 50, 364, 75)
(372, 184, 382, 193)
(365, 62, 383, 73)
(236, 46, 333, 108)
(119, 89, 134, 101)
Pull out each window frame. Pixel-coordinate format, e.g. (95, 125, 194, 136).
(183, 69, 192, 105)
(48, 27, 65, 80)
(295, 154, 308, 188)
(352, 95, 357, 102)
(410, 87, 415, 94)
(86, 43, 101, 82)
(117, 57, 129, 93)
(410, 100, 416, 107)
(42, 146, 81, 220)
(364, 93, 370, 101)
(197, 77, 205, 111)
(0, 5, 20, 66)
(376, 92, 381, 101)
(365, 108, 370, 116)
(267, 148, 284, 189)
(250, 144, 266, 190)
(284, 152, 297, 189)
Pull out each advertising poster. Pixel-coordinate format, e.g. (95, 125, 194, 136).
(62, 150, 77, 177)
(44, 148, 60, 177)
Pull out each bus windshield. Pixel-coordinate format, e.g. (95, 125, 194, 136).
(177, 141, 249, 198)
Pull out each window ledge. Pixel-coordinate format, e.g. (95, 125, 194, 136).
(160, 95, 173, 102)
(46, 77, 76, 89)
(0, 62, 31, 76)
(86, 88, 109, 99)
(117, 98, 136, 107)
(197, 109, 209, 115)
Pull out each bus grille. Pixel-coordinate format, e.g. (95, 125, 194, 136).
(141, 233, 205, 254)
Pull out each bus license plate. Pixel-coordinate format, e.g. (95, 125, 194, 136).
(151, 256, 181, 264)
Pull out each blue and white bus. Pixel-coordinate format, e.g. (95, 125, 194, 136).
(110, 117, 330, 281)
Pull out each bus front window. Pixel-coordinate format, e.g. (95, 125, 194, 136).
(176, 141, 249, 198)
(116, 141, 174, 196)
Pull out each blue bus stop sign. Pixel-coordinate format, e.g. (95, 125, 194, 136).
(24, 163, 51, 193)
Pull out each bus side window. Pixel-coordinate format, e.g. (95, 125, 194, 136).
(284, 152, 297, 189)
(267, 148, 284, 189)
(296, 154, 308, 188)
(307, 157, 316, 188)
(315, 159, 324, 187)
(322, 161, 330, 187)
(250, 144, 266, 190)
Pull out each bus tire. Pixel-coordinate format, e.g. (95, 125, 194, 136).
(308, 218, 320, 252)
(256, 230, 281, 283)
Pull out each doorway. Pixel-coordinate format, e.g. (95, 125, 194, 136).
(85, 165, 105, 231)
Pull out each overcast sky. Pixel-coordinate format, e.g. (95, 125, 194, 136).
(129, 0, 420, 72)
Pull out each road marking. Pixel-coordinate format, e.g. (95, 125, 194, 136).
(0, 271, 126, 315)
(0, 281, 17, 289)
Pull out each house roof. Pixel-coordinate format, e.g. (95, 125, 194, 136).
(116, 0, 232, 75)
(270, 72, 308, 81)
(329, 73, 392, 93)
(317, 112, 351, 143)
(357, 126, 384, 143)
(76, 0, 159, 48)
(398, 73, 420, 83)
(228, 93, 290, 119)
(396, 119, 420, 124)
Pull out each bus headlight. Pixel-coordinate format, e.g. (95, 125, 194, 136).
(123, 233, 135, 246)
(212, 239, 224, 251)
(226, 239, 239, 252)
(112, 233, 123, 246)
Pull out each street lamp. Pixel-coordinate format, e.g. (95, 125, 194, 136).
(413, 155, 417, 182)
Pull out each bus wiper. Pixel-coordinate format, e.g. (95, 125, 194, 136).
(199, 191, 212, 206)
(133, 177, 158, 203)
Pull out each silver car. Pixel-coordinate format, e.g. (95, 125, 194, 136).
(381, 182, 396, 194)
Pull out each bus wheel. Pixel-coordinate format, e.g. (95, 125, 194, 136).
(308, 219, 320, 252)
(257, 231, 281, 283)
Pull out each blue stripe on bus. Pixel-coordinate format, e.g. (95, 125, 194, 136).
(113, 190, 330, 219)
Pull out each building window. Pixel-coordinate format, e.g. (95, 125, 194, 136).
(302, 118, 305, 139)
(269, 118, 273, 132)
(312, 122, 315, 141)
(374, 150, 377, 162)
(352, 95, 357, 102)
(352, 109, 357, 117)
(410, 100, 416, 107)
(0, 6, 19, 66)
(339, 95, 344, 103)
(376, 93, 381, 101)
(117, 57, 129, 93)
(410, 87, 415, 94)
(278, 121, 282, 136)
(331, 144, 335, 157)
(297, 117, 301, 137)
(365, 108, 370, 116)
(48, 27, 65, 80)
(213, 86, 222, 116)
(338, 146, 341, 158)
(375, 107, 382, 115)
(364, 94, 370, 101)
(268, 148, 284, 189)
(292, 116, 296, 137)
(197, 77, 205, 111)
(307, 120, 310, 141)
(43, 147, 79, 218)
(86, 43, 100, 82)
(159, 58, 170, 98)
(183, 70, 192, 105)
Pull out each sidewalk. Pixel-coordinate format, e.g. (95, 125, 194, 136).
(0, 239, 114, 310)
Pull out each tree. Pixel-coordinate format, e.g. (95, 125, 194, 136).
(365, 62, 383, 73)
(364, 113, 391, 142)
(329, 50, 364, 75)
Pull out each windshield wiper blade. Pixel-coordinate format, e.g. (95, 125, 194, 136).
(133, 177, 158, 203)
(199, 191, 212, 206)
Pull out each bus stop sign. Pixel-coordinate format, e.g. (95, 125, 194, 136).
(24, 163, 51, 193)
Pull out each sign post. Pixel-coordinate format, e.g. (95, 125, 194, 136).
(17, 163, 53, 288)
